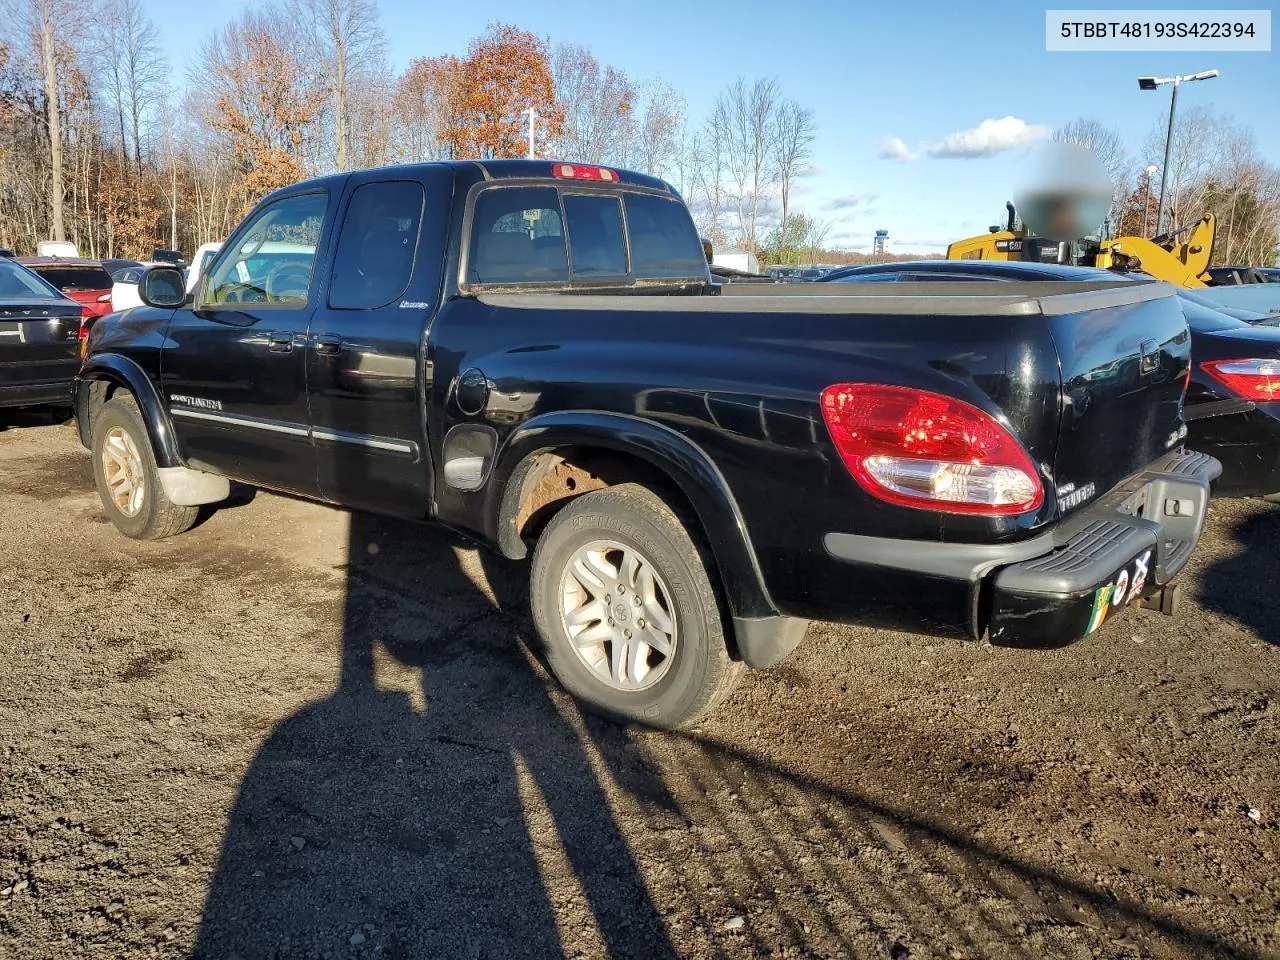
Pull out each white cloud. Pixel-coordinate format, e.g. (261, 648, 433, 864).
(824, 191, 877, 212)
(877, 136, 919, 162)
(928, 116, 1049, 159)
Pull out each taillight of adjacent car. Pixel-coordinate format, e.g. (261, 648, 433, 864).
(1200, 359, 1280, 400)
(820, 383, 1044, 515)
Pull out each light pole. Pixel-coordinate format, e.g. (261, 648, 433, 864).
(1137, 69, 1218, 235)
(1143, 164, 1158, 236)
(520, 107, 537, 160)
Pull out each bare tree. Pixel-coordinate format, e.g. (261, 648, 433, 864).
(292, 0, 387, 172)
(637, 82, 684, 178)
(7, 0, 91, 241)
(552, 44, 635, 164)
(1143, 105, 1227, 232)
(805, 215, 831, 266)
(686, 120, 731, 246)
(772, 99, 814, 251)
(713, 77, 780, 253)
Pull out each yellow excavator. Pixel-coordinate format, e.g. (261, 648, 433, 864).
(947, 202, 1216, 289)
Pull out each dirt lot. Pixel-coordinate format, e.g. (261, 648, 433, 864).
(0, 415, 1277, 960)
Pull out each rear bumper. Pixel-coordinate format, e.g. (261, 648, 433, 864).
(822, 449, 1221, 649)
(0, 379, 74, 409)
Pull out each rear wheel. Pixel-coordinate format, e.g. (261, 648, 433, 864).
(91, 394, 198, 540)
(530, 484, 743, 728)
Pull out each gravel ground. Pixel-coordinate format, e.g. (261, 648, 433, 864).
(0, 415, 1277, 960)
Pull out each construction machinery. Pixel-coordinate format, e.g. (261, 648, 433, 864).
(947, 202, 1217, 288)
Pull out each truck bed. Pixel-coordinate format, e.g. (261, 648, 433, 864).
(481, 279, 1172, 317)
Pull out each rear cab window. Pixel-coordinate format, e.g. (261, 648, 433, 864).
(35, 267, 112, 291)
(465, 182, 706, 290)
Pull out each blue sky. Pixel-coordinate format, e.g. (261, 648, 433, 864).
(150, 0, 1277, 253)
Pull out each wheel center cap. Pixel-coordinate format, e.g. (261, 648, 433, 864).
(612, 602, 630, 624)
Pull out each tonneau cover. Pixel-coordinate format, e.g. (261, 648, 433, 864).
(480, 280, 1175, 317)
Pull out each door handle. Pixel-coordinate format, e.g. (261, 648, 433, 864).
(312, 334, 343, 356)
(268, 332, 294, 353)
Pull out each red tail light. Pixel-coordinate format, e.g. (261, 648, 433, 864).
(552, 164, 618, 182)
(821, 383, 1043, 515)
(1200, 359, 1280, 400)
(77, 318, 89, 339)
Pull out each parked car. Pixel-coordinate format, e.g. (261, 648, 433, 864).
(822, 259, 1280, 498)
(16, 257, 115, 322)
(0, 256, 86, 411)
(102, 257, 143, 277)
(36, 240, 79, 258)
(76, 160, 1217, 727)
(1206, 265, 1279, 286)
(110, 264, 149, 312)
(110, 262, 192, 312)
(187, 241, 224, 294)
(1195, 282, 1280, 317)
(0, 248, 15, 259)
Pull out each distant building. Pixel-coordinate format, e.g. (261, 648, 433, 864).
(873, 230, 888, 257)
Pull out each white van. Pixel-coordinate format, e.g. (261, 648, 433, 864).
(36, 240, 79, 258)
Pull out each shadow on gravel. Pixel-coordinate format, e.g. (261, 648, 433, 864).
(650, 734, 1263, 960)
(1196, 504, 1280, 646)
(192, 505, 1264, 960)
(195, 509, 680, 960)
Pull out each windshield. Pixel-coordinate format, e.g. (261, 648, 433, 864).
(33, 266, 112, 292)
(0, 260, 66, 301)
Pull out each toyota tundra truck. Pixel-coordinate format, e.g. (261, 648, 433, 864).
(74, 160, 1220, 727)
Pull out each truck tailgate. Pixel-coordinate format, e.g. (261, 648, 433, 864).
(1043, 285, 1190, 514)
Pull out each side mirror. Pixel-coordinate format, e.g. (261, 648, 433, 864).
(139, 266, 187, 308)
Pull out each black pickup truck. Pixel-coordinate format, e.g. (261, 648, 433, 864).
(75, 160, 1219, 727)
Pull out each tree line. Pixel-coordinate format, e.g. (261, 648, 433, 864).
(1, 0, 1275, 266)
(1052, 114, 1278, 266)
(0, 0, 826, 264)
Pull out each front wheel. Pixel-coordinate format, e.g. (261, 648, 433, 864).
(529, 483, 743, 728)
(91, 394, 198, 540)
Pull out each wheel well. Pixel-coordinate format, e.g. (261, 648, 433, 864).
(503, 446, 693, 558)
(80, 378, 121, 440)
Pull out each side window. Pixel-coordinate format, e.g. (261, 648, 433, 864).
(563, 194, 626, 277)
(467, 187, 568, 285)
(623, 193, 707, 279)
(203, 192, 327, 308)
(329, 181, 425, 310)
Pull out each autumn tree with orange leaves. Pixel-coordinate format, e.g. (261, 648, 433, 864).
(202, 8, 326, 212)
(454, 23, 562, 160)
(393, 54, 464, 161)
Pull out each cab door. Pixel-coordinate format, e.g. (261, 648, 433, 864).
(161, 189, 333, 496)
(306, 174, 442, 515)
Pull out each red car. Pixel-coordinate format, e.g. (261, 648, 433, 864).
(16, 257, 115, 321)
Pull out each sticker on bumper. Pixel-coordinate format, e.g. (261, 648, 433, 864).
(1085, 549, 1153, 635)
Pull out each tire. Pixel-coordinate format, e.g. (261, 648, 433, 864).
(529, 483, 744, 728)
(91, 394, 198, 540)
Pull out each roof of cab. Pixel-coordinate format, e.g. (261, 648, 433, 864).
(265, 159, 675, 204)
